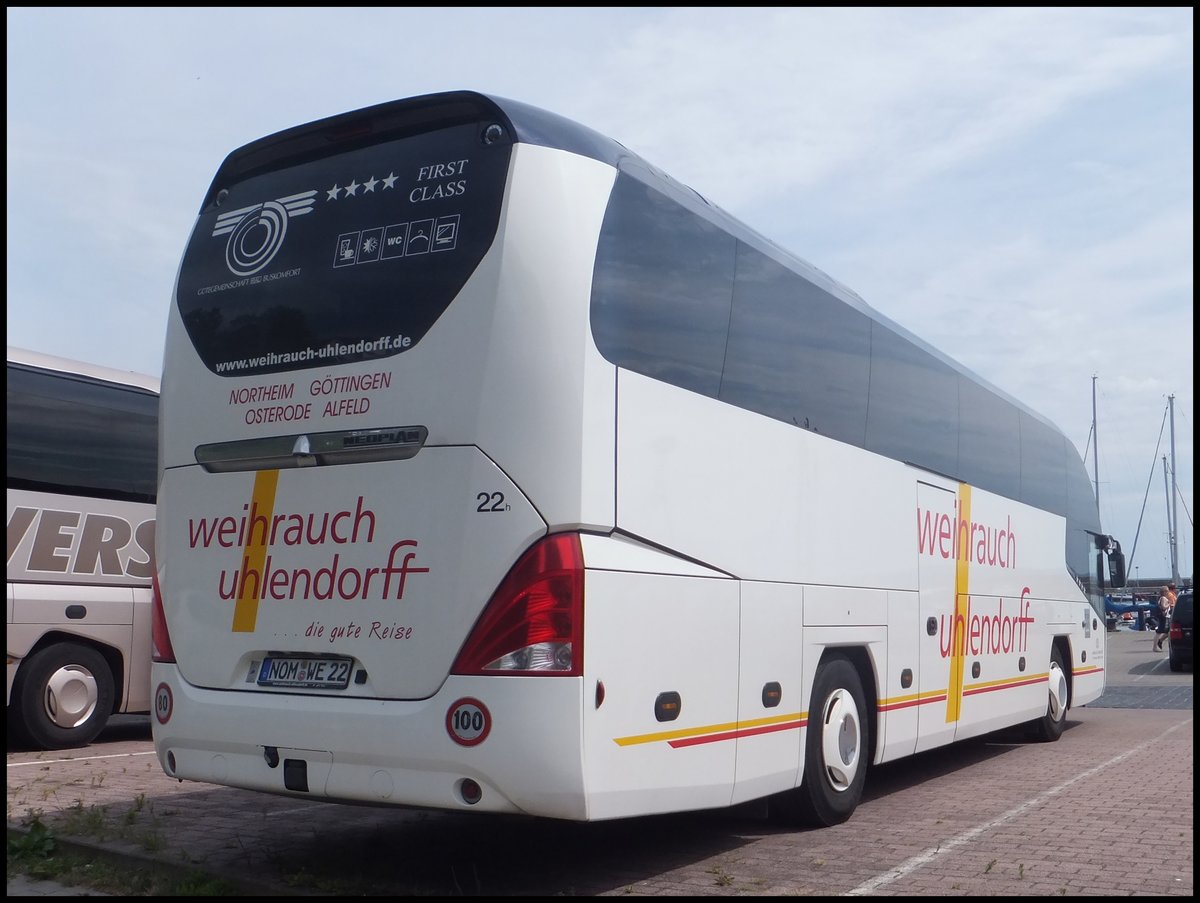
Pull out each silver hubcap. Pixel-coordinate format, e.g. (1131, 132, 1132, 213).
(820, 687, 861, 792)
(43, 665, 99, 730)
(1047, 661, 1067, 722)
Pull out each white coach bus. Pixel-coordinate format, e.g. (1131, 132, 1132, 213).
(152, 91, 1125, 826)
(7, 346, 159, 749)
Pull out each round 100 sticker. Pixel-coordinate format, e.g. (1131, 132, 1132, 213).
(446, 697, 491, 746)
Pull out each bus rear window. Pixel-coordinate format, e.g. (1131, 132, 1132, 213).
(176, 120, 510, 377)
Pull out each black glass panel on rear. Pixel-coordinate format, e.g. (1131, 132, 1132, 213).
(177, 121, 510, 377)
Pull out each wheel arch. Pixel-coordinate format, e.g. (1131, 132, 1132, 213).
(15, 630, 126, 717)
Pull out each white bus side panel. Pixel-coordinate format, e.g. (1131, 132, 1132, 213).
(915, 480, 958, 753)
(953, 483, 1060, 742)
(913, 478, 1097, 749)
(580, 566, 739, 820)
(472, 144, 617, 531)
(616, 371, 1098, 764)
(879, 589, 920, 763)
(9, 583, 135, 640)
(614, 369, 914, 590)
(579, 532, 729, 579)
(731, 580, 805, 805)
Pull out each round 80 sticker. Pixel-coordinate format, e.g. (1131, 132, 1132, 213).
(446, 697, 491, 746)
(154, 682, 173, 725)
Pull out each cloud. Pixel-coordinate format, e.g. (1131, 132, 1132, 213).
(572, 8, 1191, 211)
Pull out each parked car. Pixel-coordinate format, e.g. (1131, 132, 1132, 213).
(1168, 590, 1193, 672)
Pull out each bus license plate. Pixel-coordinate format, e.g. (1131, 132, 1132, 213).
(256, 656, 352, 689)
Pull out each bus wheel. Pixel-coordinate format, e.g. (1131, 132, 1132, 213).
(1027, 645, 1068, 742)
(10, 643, 115, 750)
(768, 655, 868, 827)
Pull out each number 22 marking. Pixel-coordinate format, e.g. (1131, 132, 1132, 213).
(476, 491, 507, 512)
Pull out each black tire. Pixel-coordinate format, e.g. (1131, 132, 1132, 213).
(1027, 644, 1068, 742)
(1168, 652, 1182, 673)
(768, 655, 868, 827)
(10, 643, 115, 750)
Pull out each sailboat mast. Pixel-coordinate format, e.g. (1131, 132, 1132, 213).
(1163, 456, 1174, 584)
(1092, 375, 1100, 515)
(1169, 394, 1179, 585)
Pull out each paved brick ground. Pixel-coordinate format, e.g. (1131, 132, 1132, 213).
(8, 625, 1192, 896)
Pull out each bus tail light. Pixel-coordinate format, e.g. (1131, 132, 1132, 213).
(151, 572, 177, 663)
(451, 532, 584, 676)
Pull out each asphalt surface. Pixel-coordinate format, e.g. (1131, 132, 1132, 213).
(7, 623, 1192, 896)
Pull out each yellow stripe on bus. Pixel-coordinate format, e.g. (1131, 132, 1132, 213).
(231, 469, 280, 633)
(946, 483, 971, 723)
(613, 710, 806, 747)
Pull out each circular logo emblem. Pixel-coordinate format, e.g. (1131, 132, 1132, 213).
(154, 682, 173, 725)
(446, 697, 491, 747)
(225, 200, 289, 276)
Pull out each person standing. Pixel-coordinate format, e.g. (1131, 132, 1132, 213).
(1154, 586, 1174, 651)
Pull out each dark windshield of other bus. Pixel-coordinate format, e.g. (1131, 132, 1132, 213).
(7, 363, 158, 504)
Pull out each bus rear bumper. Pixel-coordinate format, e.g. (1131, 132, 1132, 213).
(150, 664, 588, 820)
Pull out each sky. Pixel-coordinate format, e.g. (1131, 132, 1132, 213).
(6, 7, 1194, 582)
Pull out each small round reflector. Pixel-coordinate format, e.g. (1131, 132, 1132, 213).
(460, 778, 483, 805)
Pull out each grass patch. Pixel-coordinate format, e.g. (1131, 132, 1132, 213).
(7, 819, 240, 896)
(58, 800, 111, 839)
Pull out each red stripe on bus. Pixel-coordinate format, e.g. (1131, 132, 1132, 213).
(667, 719, 806, 748)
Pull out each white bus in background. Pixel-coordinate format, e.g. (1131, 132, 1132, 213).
(152, 91, 1125, 827)
(6, 346, 159, 749)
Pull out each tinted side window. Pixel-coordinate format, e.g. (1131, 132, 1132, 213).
(720, 242, 870, 444)
(588, 173, 1080, 529)
(1064, 445, 1102, 602)
(591, 174, 734, 397)
(6, 365, 158, 503)
(865, 324, 959, 477)
(957, 376, 1021, 501)
(1019, 413, 1067, 516)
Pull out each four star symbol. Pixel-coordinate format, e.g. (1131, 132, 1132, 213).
(327, 171, 399, 201)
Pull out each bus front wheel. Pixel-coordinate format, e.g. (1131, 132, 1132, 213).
(1027, 644, 1068, 742)
(9, 643, 115, 750)
(768, 654, 868, 827)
